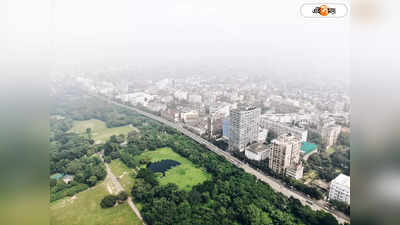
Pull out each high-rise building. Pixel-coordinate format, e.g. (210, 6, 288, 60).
(268, 133, 303, 179)
(222, 117, 230, 140)
(228, 106, 261, 152)
(329, 174, 350, 204)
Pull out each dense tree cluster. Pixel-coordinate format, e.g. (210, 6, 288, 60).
(337, 132, 350, 147)
(50, 180, 89, 202)
(100, 195, 118, 208)
(330, 200, 350, 216)
(100, 191, 129, 208)
(51, 93, 345, 224)
(127, 132, 341, 225)
(50, 108, 106, 202)
(305, 149, 350, 181)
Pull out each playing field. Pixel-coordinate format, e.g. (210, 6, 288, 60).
(68, 119, 136, 144)
(50, 176, 141, 225)
(137, 147, 211, 191)
(109, 159, 136, 192)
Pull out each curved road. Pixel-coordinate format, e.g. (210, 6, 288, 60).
(97, 95, 349, 224)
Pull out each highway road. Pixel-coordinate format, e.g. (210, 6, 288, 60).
(98, 95, 350, 224)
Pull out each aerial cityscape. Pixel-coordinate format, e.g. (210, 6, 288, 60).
(50, 71, 350, 225)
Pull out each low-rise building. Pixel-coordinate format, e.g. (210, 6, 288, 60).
(329, 174, 350, 205)
(321, 124, 341, 148)
(262, 119, 308, 142)
(245, 143, 270, 161)
(286, 162, 304, 180)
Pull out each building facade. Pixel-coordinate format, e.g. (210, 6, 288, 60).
(329, 174, 350, 205)
(268, 134, 304, 179)
(321, 124, 341, 147)
(245, 143, 269, 161)
(228, 106, 261, 152)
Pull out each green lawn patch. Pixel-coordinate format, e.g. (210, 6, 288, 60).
(137, 147, 211, 191)
(109, 159, 135, 191)
(68, 119, 136, 144)
(50, 176, 141, 225)
(326, 147, 336, 155)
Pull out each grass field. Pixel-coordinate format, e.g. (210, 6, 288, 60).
(50, 176, 141, 225)
(68, 119, 136, 144)
(109, 159, 136, 191)
(137, 147, 211, 191)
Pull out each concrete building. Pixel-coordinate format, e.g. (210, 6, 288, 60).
(321, 124, 341, 148)
(245, 143, 270, 161)
(146, 102, 167, 112)
(258, 128, 268, 143)
(181, 110, 199, 123)
(222, 117, 230, 140)
(262, 119, 308, 142)
(117, 92, 154, 106)
(286, 162, 304, 180)
(228, 106, 261, 152)
(329, 174, 350, 205)
(174, 90, 188, 101)
(268, 134, 303, 179)
(188, 94, 202, 104)
(160, 109, 180, 122)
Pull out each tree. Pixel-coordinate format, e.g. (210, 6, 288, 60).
(87, 175, 97, 187)
(117, 191, 128, 201)
(104, 156, 111, 163)
(136, 168, 159, 187)
(86, 127, 92, 139)
(100, 195, 118, 208)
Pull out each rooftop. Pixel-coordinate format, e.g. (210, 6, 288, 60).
(301, 142, 318, 154)
(246, 143, 269, 153)
(332, 173, 350, 188)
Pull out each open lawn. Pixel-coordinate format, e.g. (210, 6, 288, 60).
(50, 176, 141, 225)
(325, 147, 336, 155)
(68, 119, 136, 144)
(109, 159, 136, 191)
(137, 147, 211, 191)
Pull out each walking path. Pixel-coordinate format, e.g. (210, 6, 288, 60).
(105, 163, 146, 225)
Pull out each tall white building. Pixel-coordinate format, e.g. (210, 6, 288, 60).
(268, 134, 304, 179)
(228, 106, 261, 152)
(329, 174, 350, 205)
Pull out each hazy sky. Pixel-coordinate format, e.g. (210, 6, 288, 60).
(51, 0, 350, 79)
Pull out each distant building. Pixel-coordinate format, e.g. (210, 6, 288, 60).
(161, 109, 180, 122)
(188, 94, 202, 104)
(258, 128, 268, 143)
(146, 102, 167, 112)
(268, 134, 303, 179)
(245, 143, 270, 161)
(329, 174, 350, 204)
(222, 117, 230, 140)
(161, 95, 174, 103)
(228, 106, 261, 152)
(321, 124, 341, 148)
(174, 90, 188, 101)
(181, 110, 199, 123)
(116, 92, 154, 106)
(262, 119, 308, 142)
